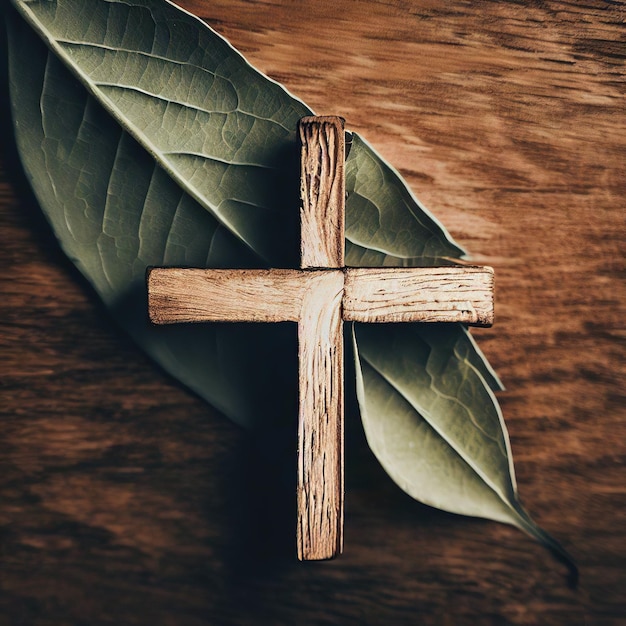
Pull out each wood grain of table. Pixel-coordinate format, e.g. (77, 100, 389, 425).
(1, 1, 624, 624)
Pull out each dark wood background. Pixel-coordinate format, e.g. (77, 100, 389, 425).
(1, 1, 624, 624)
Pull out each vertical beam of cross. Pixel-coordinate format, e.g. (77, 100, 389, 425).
(297, 117, 346, 560)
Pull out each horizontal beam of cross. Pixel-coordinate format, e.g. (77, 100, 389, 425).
(148, 266, 494, 326)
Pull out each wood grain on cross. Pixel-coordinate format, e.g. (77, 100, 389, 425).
(147, 116, 494, 561)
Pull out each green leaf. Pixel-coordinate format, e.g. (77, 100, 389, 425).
(345, 133, 465, 268)
(7, 0, 573, 568)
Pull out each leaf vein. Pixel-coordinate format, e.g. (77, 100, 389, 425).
(359, 349, 512, 505)
(163, 151, 276, 171)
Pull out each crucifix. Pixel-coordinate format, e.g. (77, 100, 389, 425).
(147, 116, 494, 561)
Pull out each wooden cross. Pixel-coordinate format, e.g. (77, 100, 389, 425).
(147, 116, 494, 561)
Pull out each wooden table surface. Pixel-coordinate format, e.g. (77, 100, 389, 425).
(1, 1, 624, 624)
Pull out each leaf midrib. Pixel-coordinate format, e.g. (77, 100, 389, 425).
(359, 347, 517, 510)
(13, 0, 283, 263)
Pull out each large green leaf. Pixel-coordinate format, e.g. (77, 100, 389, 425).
(7, 0, 572, 565)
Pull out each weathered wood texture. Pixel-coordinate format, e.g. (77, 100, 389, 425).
(149, 266, 494, 326)
(148, 268, 316, 323)
(299, 116, 345, 269)
(151, 108, 491, 561)
(297, 120, 345, 558)
(343, 267, 494, 325)
(296, 271, 344, 561)
(0, 1, 624, 624)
